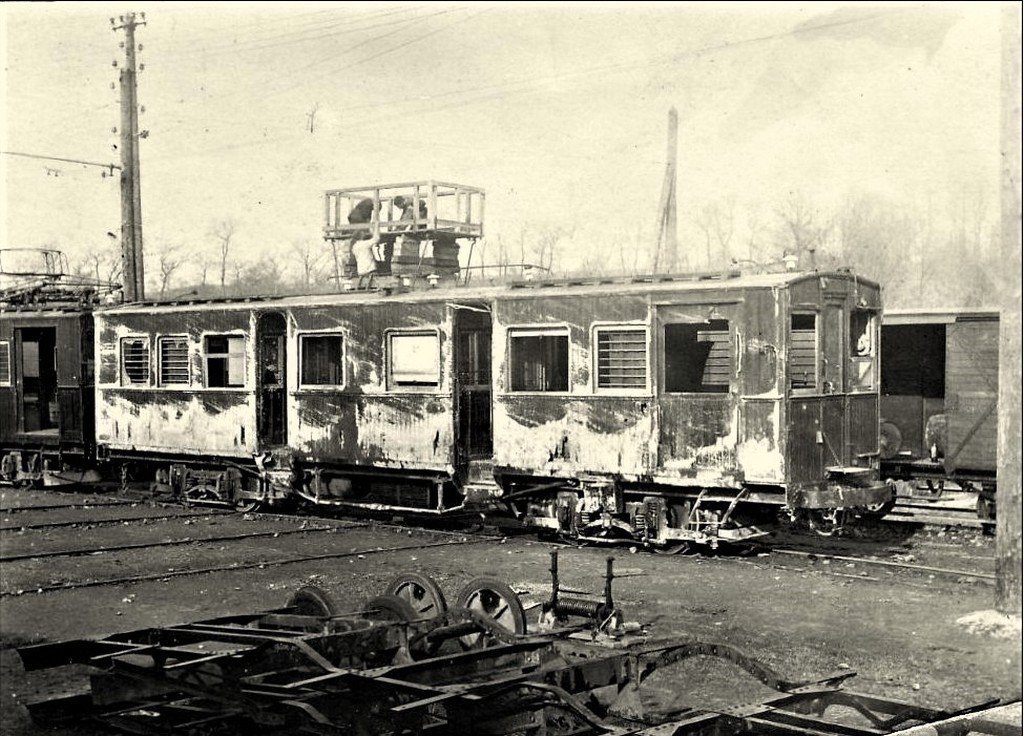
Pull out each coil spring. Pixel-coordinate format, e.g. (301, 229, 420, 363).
(554, 598, 603, 619)
(632, 507, 648, 532)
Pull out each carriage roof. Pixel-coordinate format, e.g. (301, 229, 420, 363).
(95, 270, 879, 316)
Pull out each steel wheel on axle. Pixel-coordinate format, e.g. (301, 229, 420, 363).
(385, 572, 448, 621)
(286, 585, 339, 617)
(807, 507, 848, 537)
(455, 576, 527, 649)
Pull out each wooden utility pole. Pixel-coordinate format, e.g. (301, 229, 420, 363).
(653, 108, 679, 273)
(114, 12, 146, 301)
(996, 4, 1021, 615)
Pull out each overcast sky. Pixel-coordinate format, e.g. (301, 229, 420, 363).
(1, 2, 1005, 281)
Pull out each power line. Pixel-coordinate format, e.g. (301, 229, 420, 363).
(155, 7, 424, 59)
(2, 150, 121, 171)
(205, 7, 470, 105)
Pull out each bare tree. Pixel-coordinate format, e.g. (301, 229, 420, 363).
(291, 240, 324, 288)
(158, 246, 183, 298)
(775, 195, 832, 268)
(209, 219, 237, 294)
(694, 199, 737, 270)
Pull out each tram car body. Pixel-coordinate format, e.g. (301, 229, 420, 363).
(0, 249, 100, 485)
(879, 308, 999, 517)
(92, 269, 891, 546)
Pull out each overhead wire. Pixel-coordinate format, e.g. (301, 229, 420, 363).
(154, 7, 425, 59)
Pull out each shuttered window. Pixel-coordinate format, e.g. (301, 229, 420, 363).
(0, 341, 10, 386)
(595, 328, 647, 390)
(121, 337, 150, 385)
(664, 320, 732, 393)
(790, 313, 817, 391)
(158, 336, 190, 386)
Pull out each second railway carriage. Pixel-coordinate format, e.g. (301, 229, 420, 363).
(93, 268, 892, 546)
(878, 308, 999, 520)
(0, 249, 102, 486)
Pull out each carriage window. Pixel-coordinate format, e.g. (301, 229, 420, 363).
(595, 327, 647, 390)
(663, 320, 731, 393)
(301, 334, 345, 387)
(509, 330, 569, 392)
(0, 341, 10, 386)
(389, 332, 440, 388)
(158, 336, 190, 386)
(120, 337, 150, 386)
(790, 313, 817, 391)
(849, 311, 877, 391)
(205, 335, 246, 388)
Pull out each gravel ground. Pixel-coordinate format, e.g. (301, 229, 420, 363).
(0, 489, 1019, 735)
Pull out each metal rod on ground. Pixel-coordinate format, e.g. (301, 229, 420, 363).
(774, 548, 995, 580)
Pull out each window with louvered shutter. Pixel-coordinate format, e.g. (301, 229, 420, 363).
(596, 328, 647, 390)
(121, 337, 150, 385)
(790, 313, 817, 391)
(159, 337, 190, 386)
(0, 341, 10, 385)
(664, 320, 732, 393)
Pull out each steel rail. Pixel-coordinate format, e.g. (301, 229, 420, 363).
(1, 537, 488, 597)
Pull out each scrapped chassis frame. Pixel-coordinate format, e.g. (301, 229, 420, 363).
(16, 566, 1015, 736)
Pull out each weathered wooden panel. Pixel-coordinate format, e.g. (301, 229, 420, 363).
(96, 389, 255, 456)
(820, 396, 845, 466)
(739, 291, 782, 397)
(846, 393, 877, 460)
(738, 399, 784, 483)
(292, 393, 454, 469)
(945, 321, 998, 472)
(492, 395, 655, 477)
(657, 395, 735, 478)
(788, 398, 822, 484)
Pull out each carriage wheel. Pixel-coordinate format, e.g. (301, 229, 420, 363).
(362, 594, 418, 623)
(455, 576, 527, 649)
(384, 572, 448, 621)
(233, 497, 262, 514)
(287, 585, 339, 617)
(807, 507, 848, 537)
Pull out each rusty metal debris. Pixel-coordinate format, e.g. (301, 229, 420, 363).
(16, 555, 1015, 736)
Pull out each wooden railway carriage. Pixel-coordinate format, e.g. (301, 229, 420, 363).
(0, 249, 100, 485)
(93, 268, 891, 546)
(879, 308, 999, 519)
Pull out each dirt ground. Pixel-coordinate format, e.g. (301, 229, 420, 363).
(0, 490, 1020, 734)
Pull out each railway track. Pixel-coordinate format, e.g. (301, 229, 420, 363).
(1, 535, 489, 597)
(0, 522, 350, 563)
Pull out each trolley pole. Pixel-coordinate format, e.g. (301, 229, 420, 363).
(114, 12, 146, 302)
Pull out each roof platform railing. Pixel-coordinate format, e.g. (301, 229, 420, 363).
(323, 181, 484, 241)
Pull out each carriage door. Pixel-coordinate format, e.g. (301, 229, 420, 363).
(256, 312, 287, 447)
(655, 303, 738, 471)
(17, 327, 58, 434)
(819, 302, 846, 467)
(453, 306, 492, 467)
